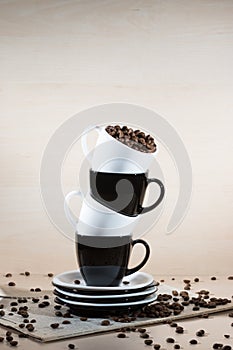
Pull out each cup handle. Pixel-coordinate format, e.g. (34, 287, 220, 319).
(141, 178, 165, 214)
(81, 125, 101, 161)
(125, 239, 150, 276)
(64, 190, 82, 229)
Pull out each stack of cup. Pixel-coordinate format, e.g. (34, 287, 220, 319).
(64, 125, 165, 287)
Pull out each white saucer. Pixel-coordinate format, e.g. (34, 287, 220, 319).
(54, 285, 157, 300)
(55, 292, 157, 308)
(53, 270, 154, 292)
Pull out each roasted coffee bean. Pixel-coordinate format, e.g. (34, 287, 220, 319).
(6, 336, 13, 341)
(6, 331, 12, 336)
(166, 338, 175, 343)
(35, 288, 41, 292)
(48, 273, 54, 277)
(117, 333, 126, 338)
(170, 322, 178, 327)
(8, 313, 14, 316)
(231, 323, 233, 326)
(55, 311, 63, 317)
(30, 319, 36, 323)
(228, 276, 233, 280)
(74, 280, 80, 285)
(189, 339, 198, 344)
(0, 337, 4, 342)
(176, 326, 184, 334)
(68, 345, 75, 349)
(63, 312, 72, 318)
(8, 282, 16, 286)
(154, 345, 161, 350)
(9, 340, 18, 346)
(0, 304, 4, 309)
(0, 310, 5, 316)
(222, 347, 232, 350)
(11, 307, 17, 312)
(145, 339, 153, 345)
(10, 302, 18, 306)
(228, 312, 233, 317)
(30, 288, 34, 292)
(213, 344, 223, 349)
(23, 319, 29, 323)
(19, 323, 25, 328)
(174, 345, 180, 349)
(101, 320, 110, 326)
(193, 306, 200, 311)
(5, 273, 12, 277)
(54, 305, 62, 310)
(224, 335, 230, 338)
(194, 277, 199, 282)
(25, 271, 30, 276)
(26, 324, 34, 332)
(138, 328, 147, 333)
(211, 277, 217, 280)
(184, 285, 190, 290)
(140, 333, 150, 339)
(80, 317, 88, 321)
(183, 279, 191, 284)
(123, 281, 130, 285)
(43, 295, 49, 299)
(172, 290, 179, 296)
(50, 323, 59, 329)
(62, 320, 71, 324)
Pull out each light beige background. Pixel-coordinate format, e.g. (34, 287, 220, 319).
(0, 0, 233, 276)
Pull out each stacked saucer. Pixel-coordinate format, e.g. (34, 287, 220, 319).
(53, 270, 157, 317)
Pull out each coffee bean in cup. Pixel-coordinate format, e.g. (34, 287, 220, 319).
(105, 125, 156, 153)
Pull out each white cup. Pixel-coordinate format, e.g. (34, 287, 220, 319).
(64, 190, 140, 237)
(81, 125, 156, 174)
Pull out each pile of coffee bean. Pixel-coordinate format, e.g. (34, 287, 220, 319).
(105, 125, 156, 153)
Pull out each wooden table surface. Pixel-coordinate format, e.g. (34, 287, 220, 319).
(0, 0, 233, 348)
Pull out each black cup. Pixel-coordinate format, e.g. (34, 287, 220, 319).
(90, 169, 165, 217)
(76, 234, 150, 287)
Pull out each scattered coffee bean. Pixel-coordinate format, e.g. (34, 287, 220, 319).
(6, 331, 12, 336)
(6, 335, 13, 341)
(145, 339, 153, 345)
(183, 279, 191, 284)
(211, 277, 217, 280)
(50, 323, 59, 329)
(160, 279, 164, 282)
(80, 317, 88, 321)
(184, 285, 190, 290)
(48, 273, 54, 277)
(30, 319, 37, 323)
(101, 320, 110, 326)
(32, 297, 39, 303)
(224, 335, 230, 338)
(138, 328, 147, 333)
(30, 288, 35, 292)
(166, 338, 175, 343)
(25, 271, 30, 276)
(176, 326, 184, 334)
(170, 322, 178, 327)
(54, 305, 62, 310)
(43, 295, 49, 299)
(227, 276, 233, 280)
(213, 344, 223, 349)
(194, 278, 199, 282)
(9, 340, 18, 346)
(63, 312, 72, 318)
(154, 345, 161, 350)
(0, 304, 4, 309)
(172, 290, 179, 296)
(68, 344, 75, 349)
(23, 319, 29, 323)
(74, 280, 80, 285)
(174, 345, 180, 349)
(8, 282, 16, 286)
(5, 273, 12, 277)
(62, 320, 71, 324)
(55, 311, 63, 317)
(0, 337, 4, 342)
(189, 339, 198, 344)
(0, 310, 5, 317)
(26, 324, 34, 332)
(123, 281, 130, 285)
(228, 312, 233, 317)
(222, 347, 232, 350)
(117, 333, 127, 338)
(35, 288, 41, 292)
(10, 302, 18, 306)
(19, 323, 25, 328)
(11, 307, 17, 312)
(140, 333, 150, 339)
(196, 329, 205, 337)
(193, 306, 200, 311)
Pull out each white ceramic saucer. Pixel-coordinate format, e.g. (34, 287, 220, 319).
(55, 292, 157, 308)
(54, 285, 157, 300)
(52, 270, 154, 292)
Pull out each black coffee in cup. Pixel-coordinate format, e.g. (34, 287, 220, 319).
(90, 170, 165, 217)
(76, 234, 150, 287)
